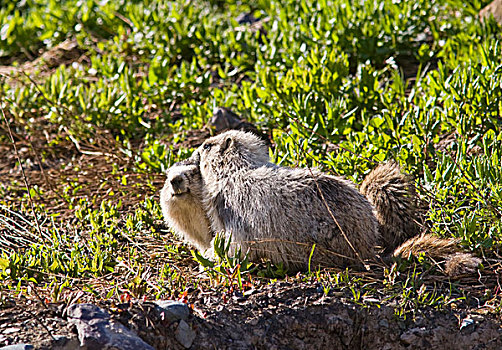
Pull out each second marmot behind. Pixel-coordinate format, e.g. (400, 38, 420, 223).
(161, 130, 480, 275)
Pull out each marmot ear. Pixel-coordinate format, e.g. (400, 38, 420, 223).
(220, 136, 233, 154)
(190, 149, 201, 164)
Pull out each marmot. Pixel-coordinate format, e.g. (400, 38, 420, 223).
(160, 130, 480, 275)
(196, 130, 380, 270)
(160, 159, 212, 253)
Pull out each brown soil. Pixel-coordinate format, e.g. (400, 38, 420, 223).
(1, 281, 501, 350)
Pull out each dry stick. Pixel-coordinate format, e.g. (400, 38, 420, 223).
(309, 167, 370, 270)
(0, 99, 57, 342)
(284, 127, 370, 270)
(444, 145, 502, 218)
(0, 99, 43, 237)
(287, 116, 438, 233)
(3, 71, 122, 160)
(65, 128, 122, 159)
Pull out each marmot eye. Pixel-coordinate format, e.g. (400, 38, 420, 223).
(203, 143, 212, 151)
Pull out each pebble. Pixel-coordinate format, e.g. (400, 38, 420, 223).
(400, 332, 418, 345)
(400, 327, 426, 345)
(67, 303, 109, 321)
(154, 300, 190, 322)
(1, 328, 20, 335)
(175, 320, 196, 349)
(460, 317, 475, 330)
(68, 303, 154, 350)
(0, 345, 34, 350)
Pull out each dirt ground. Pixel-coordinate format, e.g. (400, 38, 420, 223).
(1, 281, 501, 350)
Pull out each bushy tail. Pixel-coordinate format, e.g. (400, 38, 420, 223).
(360, 161, 481, 277)
(393, 234, 481, 277)
(360, 161, 420, 253)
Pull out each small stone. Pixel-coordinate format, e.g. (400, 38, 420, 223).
(235, 12, 259, 25)
(175, 320, 196, 349)
(68, 303, 154, 350)
(378, 319, 389, 328)
(67, 303, 109, 321)
(0, 345, 34, 350)
(460, 317, 475, 330)
(400, 332, 418, 345)
(154, 300, 190, 322)
(2, 328, 20, 335)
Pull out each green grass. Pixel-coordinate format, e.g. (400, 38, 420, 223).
(1, 0, 501, 314)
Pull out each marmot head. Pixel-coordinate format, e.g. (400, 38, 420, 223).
(161, 159, 203, 199)
(197, 130, 270, 177)
(160, 158, 213, 252)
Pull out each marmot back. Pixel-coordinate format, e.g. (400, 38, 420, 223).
(198, 131, 380, 271)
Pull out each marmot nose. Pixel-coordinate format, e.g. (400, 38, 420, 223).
(170, 175, 184, 191)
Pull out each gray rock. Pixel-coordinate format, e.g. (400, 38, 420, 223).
(0, 345, 34, 350)
(400, 327, 427, 345)
(154, 300, 190, 322)
(68, 303, 154, 350)
(175, 320, 196, 348)
(460, 317, 476, 330)
(378, 319, 389, 328)
(41, 335, 80, 350)
(210, 107, 243, 132)
(400, 332, 418, 345)
(235, 12, 259, 25)
(67, 303, 109, 321)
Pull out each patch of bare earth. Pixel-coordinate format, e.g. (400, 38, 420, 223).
(2, 279, 502, 349)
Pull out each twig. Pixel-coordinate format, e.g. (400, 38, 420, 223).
(308, 166, 370, 270)
(284, 127, 370, 270)
(0, 97, 57, 342)
(0, 97, 43, 238)
(444, 144, 502, 218)
(287, 115, 378, 165)
(65, 128, 121, 159)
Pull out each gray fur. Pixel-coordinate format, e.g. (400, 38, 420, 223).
(160, 130, 480, 276)
(197, 131, 379, 271)
(159, 159, 212, 253)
